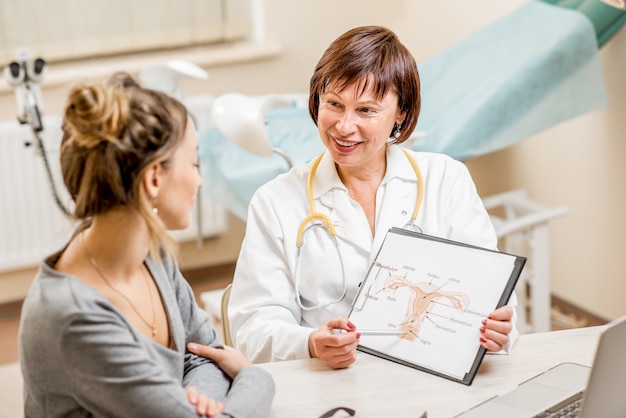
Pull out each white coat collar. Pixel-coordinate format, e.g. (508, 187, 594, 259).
(382, 144, 419, 186)
(310, 145, 418, 255)
(310, 151, 346, 199)
(310, 145, 416, 198)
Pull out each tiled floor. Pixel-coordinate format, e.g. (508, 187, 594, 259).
(0, 263, 607, 366)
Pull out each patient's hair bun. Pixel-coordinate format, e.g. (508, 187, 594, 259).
(63, 80, 130, 149)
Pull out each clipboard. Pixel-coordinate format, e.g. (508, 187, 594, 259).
(348, 227, 526, 385)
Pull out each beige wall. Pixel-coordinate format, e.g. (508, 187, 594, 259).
(2, 0, 625, 321)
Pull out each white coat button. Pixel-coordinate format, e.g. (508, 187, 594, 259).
(333, 221, 339, 227)
(401, 210, 407, 216)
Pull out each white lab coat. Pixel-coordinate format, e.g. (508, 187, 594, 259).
(229, 145, 518, 363)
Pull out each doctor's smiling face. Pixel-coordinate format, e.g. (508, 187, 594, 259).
(317, 79, 404, 173)
(308, 25, 421, 177)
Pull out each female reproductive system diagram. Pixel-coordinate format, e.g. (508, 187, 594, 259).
(352, 264, 479, 344)
(386, 268, 470, 342)
(348, 229, 520, 379)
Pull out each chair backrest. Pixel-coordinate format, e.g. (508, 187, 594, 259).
(220, 283, 233, 346)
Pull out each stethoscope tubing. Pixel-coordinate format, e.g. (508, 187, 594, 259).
(294, 148, 424, 311)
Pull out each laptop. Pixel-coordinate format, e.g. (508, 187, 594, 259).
(456, 314, 626, 418)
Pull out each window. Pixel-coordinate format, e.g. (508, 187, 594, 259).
(0, 0, 251, 63)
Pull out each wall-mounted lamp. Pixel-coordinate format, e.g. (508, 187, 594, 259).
(211, 93, 294, 169)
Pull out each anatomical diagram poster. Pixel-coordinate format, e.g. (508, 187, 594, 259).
(349, 227, 526, 385)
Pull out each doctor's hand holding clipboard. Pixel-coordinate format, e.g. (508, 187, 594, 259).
(226, 25, 518, 370)
(347, 228, 525, 384)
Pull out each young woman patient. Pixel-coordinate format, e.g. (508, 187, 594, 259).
(18, 72, 274, 417)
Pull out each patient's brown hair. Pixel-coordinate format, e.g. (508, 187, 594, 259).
(60, 72, 188, 259)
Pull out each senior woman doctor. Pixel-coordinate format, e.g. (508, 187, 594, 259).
(228, 25, 518, 369)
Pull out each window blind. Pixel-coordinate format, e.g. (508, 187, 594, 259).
(0, 0, 251, 63)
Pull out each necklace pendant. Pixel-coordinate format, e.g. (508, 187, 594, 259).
(152, 327, 157, 337)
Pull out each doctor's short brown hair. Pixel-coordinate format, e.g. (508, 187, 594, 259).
(308, 25, 421, 145)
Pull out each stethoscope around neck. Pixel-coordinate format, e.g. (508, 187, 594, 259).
(294, 148, 424, 311)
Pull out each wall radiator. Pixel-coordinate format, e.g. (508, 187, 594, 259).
(0, 94, 227, 273)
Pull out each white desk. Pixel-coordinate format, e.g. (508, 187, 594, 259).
(1, 327, 602, 418)
(258, 326, 602, 418)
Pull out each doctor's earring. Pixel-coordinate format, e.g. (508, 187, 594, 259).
(152, 199, 159, 215)
(392, 123, 402, 140)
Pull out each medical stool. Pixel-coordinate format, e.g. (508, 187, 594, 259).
(482, 189, 569, 334)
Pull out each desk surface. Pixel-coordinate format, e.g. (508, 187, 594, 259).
(0, 326, 602, 418)
(258, 326, 602, 418)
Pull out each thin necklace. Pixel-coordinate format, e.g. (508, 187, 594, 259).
(80, 232, 158, 338)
